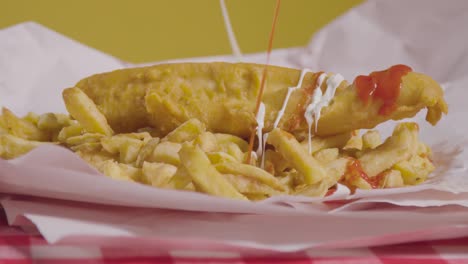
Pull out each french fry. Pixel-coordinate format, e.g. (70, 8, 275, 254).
(62, 87, 114, 136)
(223, 142, 244, 162)
(75, 150, 115, 166)
(343, 130, 363, 150)
(325, 157, 349, 183)
(313, 148, 339, 164)
(137, 127, 161, 137)
(141, 162, 177, 187)
(96, 160, 141, 182)
(57, 123, 83, 143)
(178, 143, 247, 200)
(263, 159, 276, 175)
(37, 113, 73, 132)
(223, 174, 282, 196)
(0, 115, 7, 135)
(381, 169, 405, 188)
(135, 138, 160, 167)
(279, 170, 304, 188)
(267, 128, 326, 185)
(120, 132, 152, 141)
(214, 162, 286, 191)
(294, 181, 329, 197)
(264, 149, 290, 174)
(296, 157, 348, 197)
(120, 140, 144, 164)
(37, 113, 75, 141)
(244, 151, 258, 166)
(66, 133, 104, 146)
(358, 122, 419, 177)
(243, 193, 269, 201)
(70, 142, 102, 152)
(362, 130, 382, 150)
(2, 108, 49, 141)
(148, 141, 182, 166)
(207, 151, 239, 164)
(166, 166, 192, 190)
(341, 164, 373, 190)
(417, 142, 432, 157)
(277, 173, 294, 193)
(0, 134, 46, 159)
(101, 136, 138, 154)
(184, 182, 196, 191)
(300, 132, 352, 154)
(193, 132, 219, 152)
(22, 112, 40, 125)
(162, 118, 205, 143)
(214, 133, 249, 152)
(101, 133, 150, 164)
(393, 155, 434, 185)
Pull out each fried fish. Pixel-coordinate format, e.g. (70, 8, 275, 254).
(73, 62, 447, 138)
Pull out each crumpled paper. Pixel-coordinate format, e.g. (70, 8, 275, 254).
(1, 0, 468, 250)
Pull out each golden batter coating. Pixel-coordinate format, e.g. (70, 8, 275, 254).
(74, 62, 447, 138)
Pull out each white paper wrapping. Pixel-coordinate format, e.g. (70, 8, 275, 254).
(3, 196, 468, 252)
(1, 0, 468, 250)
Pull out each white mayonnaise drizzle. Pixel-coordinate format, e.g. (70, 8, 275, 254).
(304, 73, 326, 154)
(254, 68, 344, 166)
(257, 69, 315, 167)
(219, 0, 242, 61)
(250, 151, 258, 162)
(273, 69, 315, 128)
(255, 102, 266, 157)
(304, 73, 344, 154)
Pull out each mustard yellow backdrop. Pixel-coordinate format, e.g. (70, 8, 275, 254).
(1, 0, 362, 63)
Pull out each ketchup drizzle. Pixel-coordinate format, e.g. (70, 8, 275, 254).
(246, 0, 281, 164)
(344, 159, 381, 189)
(354, 64, 412, 115)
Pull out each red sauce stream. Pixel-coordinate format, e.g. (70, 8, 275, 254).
(353, 64, 412, 115)
(245, 0, 281, 164)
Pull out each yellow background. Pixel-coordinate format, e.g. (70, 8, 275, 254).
(1, 0, 362, 63)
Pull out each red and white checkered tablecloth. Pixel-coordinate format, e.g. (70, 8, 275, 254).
(1, 211, 468, 264)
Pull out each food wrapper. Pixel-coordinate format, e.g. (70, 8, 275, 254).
(3, 196, 468, 253)
(1, 0, 468, 250)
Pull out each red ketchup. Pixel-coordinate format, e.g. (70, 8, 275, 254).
(353, 65, 413, 115)
(345, 159, 381, 189)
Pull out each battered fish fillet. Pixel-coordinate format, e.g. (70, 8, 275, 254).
(73, 62, 447, 138)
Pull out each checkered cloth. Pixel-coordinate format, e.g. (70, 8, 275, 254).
(2, 211, 468, 264)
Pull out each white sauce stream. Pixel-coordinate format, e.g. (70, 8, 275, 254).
(273, 69, 315, 128)
(220, 0, 343, 164)
(219, 0, 242, 61)
(254, 68, 344, 167)
(257, 69, 314, 167)
(304, 73, 326, 154)
(255, 102, 266, 158)
(304, 74, 344, 154)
